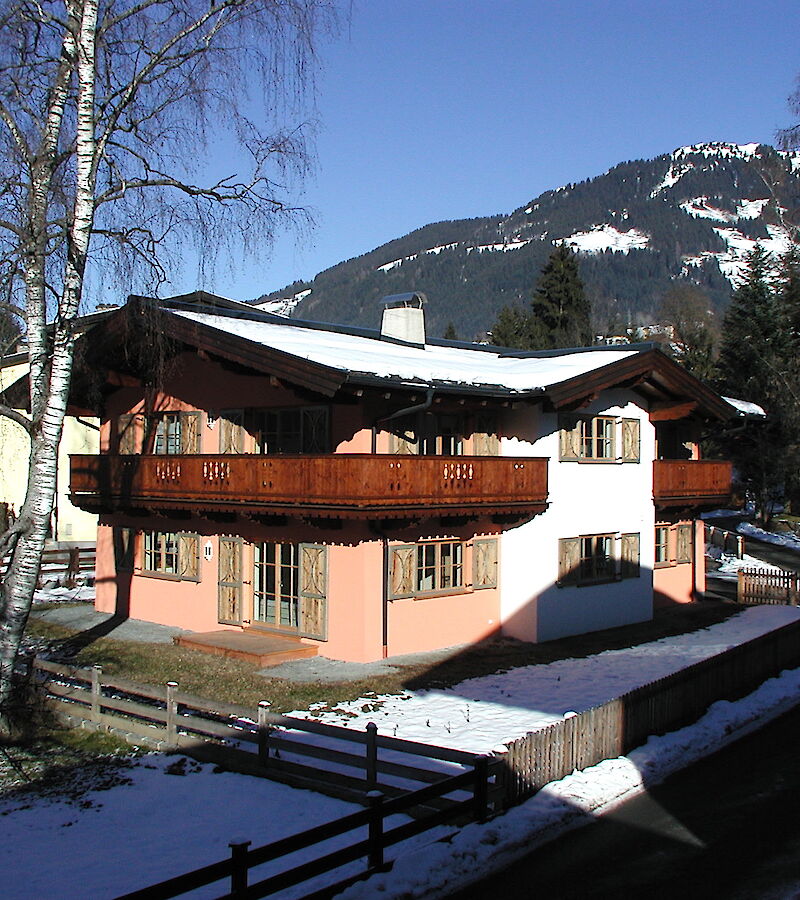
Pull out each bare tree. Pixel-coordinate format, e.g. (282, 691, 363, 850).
(0, 0, 336, 728)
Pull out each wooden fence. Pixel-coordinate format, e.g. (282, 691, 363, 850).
(499, 617, 800, 803)
(704, 523, 745, 558)
(1, 544, 95, 586)
(34, 659, 502, 811)
(737, 568, 800, 605)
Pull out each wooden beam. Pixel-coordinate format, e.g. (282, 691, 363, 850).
(649, 401, 698, 422)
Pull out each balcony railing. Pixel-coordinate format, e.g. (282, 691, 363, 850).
(70, 453, 549, 519)
(653, 460, 732, 507)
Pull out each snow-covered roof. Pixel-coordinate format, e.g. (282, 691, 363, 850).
(723, 396, 767, 418)
(169, 308, 640, 395)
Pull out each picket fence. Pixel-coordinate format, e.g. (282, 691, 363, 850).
(737, 568, 800, 606)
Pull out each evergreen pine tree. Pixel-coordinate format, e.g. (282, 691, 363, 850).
(490, 244, 591, 350)
(443, 321, 459, 340)
(714, 245, 787, 522)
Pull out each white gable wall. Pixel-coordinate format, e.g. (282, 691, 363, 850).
(500, 389, 655, 643)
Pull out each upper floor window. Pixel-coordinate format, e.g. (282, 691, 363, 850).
(252, 406, 329, 454)
(389, 411, 499, 456)
(558, 532, 640, 586)
(116, 410, 201, 454)
(559, 415, 640, 463)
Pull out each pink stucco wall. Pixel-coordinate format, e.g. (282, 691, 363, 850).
(653, 519, 704, 607)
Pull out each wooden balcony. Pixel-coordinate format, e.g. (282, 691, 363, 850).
(653, 460, 732, 508)
(70, 453, 549, 520)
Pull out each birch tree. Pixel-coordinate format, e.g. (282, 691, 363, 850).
(0, 0, 335, 729)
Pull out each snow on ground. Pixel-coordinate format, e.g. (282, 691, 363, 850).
(706, 547, 780, 581)
(338, 664, 800, 900)
(0, 754, 376, 900)
(562, 224, 650, 254)
(290, 607, 800, 754)
(6, 606, 800, 899)
(738, 522, 800, 553)
(33, 583, 95, 604)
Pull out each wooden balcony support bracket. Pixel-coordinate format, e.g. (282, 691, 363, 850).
(69, 453, 550, 521)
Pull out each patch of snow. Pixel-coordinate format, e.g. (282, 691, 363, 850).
(706, 548, 780, 581)
(673, 142, 762, 161)
(680, 197, 736, 223)
(254, 288, 310, 317)
(738, 522, 800, 553)
(736, 198, 769, 219)
(288, 607, 800, 753)
(683, 224, 796, 287)
(467, 239, 531, 254)
(650, 160, 694, 197)
(377, 243, 460, 272)
(562, 225, 650, 254)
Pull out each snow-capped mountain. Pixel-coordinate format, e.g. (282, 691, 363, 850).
(256, 142, 800, 338)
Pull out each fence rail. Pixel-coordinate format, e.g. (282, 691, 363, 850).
(737, 568, 800, 605)
(705, 523, 745, 558)
(1, 544, 95, 586)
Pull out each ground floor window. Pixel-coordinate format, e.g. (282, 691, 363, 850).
(558, 532, 640, 587)
(141, 530, 199, 580)
(389, 538, 497, 599)
(655, 522, 693, 567)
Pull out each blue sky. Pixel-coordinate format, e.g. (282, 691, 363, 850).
(164, 0, 800, 303)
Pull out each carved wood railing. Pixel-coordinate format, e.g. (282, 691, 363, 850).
(653, 460, 732, 506)
(70, 454, 549, 519)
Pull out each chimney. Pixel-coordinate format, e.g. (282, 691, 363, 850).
(379, 292, 427, 345)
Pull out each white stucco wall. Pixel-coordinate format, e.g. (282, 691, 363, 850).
(500, 389, 655, 643)
(0, 359, 99, 542)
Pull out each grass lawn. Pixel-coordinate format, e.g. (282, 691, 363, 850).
(25, 601, 742, 714)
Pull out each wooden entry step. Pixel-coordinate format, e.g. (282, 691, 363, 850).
(174, 630, 318, 667)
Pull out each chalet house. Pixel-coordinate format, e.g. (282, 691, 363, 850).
(68, 292, 736, 662)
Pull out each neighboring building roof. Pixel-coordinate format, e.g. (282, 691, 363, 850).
(723, 396, 767, 418)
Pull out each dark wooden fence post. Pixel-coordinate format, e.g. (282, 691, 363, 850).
(166, 681, 178, 746)
(473, 755, 489, 823)
(257, 700, 271, 766)
(91, 665, 102, 723)
(228, 839, 251, 897)
(367, 791, 385, 870)
(365, 722, 378, 790)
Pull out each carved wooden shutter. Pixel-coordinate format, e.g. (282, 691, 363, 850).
(389, 544, 416, 598)
(473, 413, 500, 456)
(118, 414, 142, 454)
(558, 415, 581, 461)
(180, 412, 201, 454)
(473, 538, 498, 589)
(621, 418, 640, 463)
(675, 524, 693, 564)
(220, 411, 244, 454)
(217, 538, 242, 624)
(299, 543, 327, 640)
(301, 407, 329, 453)
(620, 533, 640, 579)
(178, 532, 200, 580)
(558, 537, 581, 585)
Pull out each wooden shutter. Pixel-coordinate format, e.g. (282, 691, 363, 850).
(299, 543, 328, 640)
(114, 527, 135, 571)
(180, 412, 201, 454)
(621, 418, 640, 463)
(472, 413, 500, 456)
(117, 414, 142, 454)
(217, 538, 242, 624)
(620, 533, 640, 579)
(389, 428, 418, 455)
(473, 538, 498, 589)
(558, 537, 581, 585)
(220, 411, 243, 454)
(389, 544, 416, 598)
(302, 407, 329, 453)
(675, 524, 692, 564)
(178, 532, 200, 580)
(558, 415, 581, 461)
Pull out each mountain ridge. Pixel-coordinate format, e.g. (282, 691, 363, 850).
(255, 142, 800, 339)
